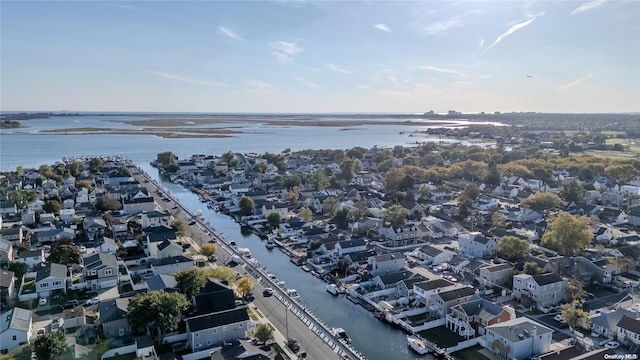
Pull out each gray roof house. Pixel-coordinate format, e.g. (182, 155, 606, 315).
(591, 308, 639, 338)
(35, 262, 67, 298)
(99, 297, 132, 339)
(485, 317, 553, 360)
(0, 307, 32, 353)
(83, 253, 118, 290)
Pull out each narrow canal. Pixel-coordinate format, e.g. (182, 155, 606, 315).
(140, 164, 432, 360)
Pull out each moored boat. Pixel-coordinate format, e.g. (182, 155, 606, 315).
(326, 283, 339, 296)
(332, 327, 351, 344)
(407, 335, 431, 355)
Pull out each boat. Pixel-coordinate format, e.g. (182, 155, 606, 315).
(326, 284, 339, 296)
(332, 327, 351, 344)
(238, 247, 252, 258)
(407, 335, 431, 355)
(286, 288, 300, 299)
(265, 240, 275, 249)
(301, 265, 311, 272)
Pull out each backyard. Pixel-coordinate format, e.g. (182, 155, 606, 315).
(416, 325, 466, 348)
(453, 345, 493, 360)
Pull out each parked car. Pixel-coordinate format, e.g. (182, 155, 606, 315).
(61, 299, 79, 309)
(263, 287, 274, 297)
(287, 338, 300, 352)
(38, 298, 47, 306)
(85, 297, 102, 305)
(554, 314, 564, 322)
(51, 319, 59, 333)
(604, 341, 620, 349)
(538, 306, 552, 314)
(36, 328, 46, 336)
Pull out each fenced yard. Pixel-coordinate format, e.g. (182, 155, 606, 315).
(417, 325, 466, 348)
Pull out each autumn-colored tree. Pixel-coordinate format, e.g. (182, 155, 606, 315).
(521, 192, 563, 212)
(199, 243, 217, 258)
(541, 212, 592, 256)
(236, 277, 254, 299)
(498, 236, 529, 261)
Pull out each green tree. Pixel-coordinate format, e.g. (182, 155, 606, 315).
(298, 207, 313, 222)
(95, 196, 122, 212)
(560, 180, 584, 203)
(322, 197, 341, 217)
(199, 243, 218, 258)
(523, 261, 542, 275)
(173, 268, 207, 300)
(498, 236, 529, 261)
(127, 291, 189, 342)
(566, 278, 585, 303)
(384, 204, 409, 226)
(43, 199, 61, 213)
(285, 186, 300, 203)
(331, 208, 350, 230)
(47, 243, 82, 265)
(491, 212, 508, 229)
(7, 262, 28, 281)
(206, 266, 237, 283)
(239, 196, 255, 216)
(8, 189, 37, 209)
(521, 192, 563, 212)
(88, 157, 105, 172)
(458, 184, 480, 202)
(253, 323, 274, 344)
(541, 212, 592, 256)
(0, 343, 31, 360)
(560, 302, 591, 332)
(311, 172, 330, 191)
(172, 220, 187, 237)
(255, 162, 267, 173)
(76, 180, 94, 191)
(339, 157, 363, 182)
(266, 212, 283, 229)
(236, 277, 254, 299)
(32, 332, 67, 360)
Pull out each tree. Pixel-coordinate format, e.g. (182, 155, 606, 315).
(560, 302, 591, 332)
(566, 278, 585, 303)
(88, 157, 105, 172)
(239, 196, 255, 216)
(8, 189, 37, 209)
(491, 212, 508, 229)
(47, 243, 82, 265)
(255, 162, 267, 173)
(236, 277, 254, 299)
(311, 172, 330, 191)
(331, 208, 350, 230)
(32, 332, 67, 360)
(498, 236, 529, 261)
(285, 186, 300, 203)
(76, 180, 94, 191)
(298, 207, 313, 222)
(322, 197, 341, 217)
(339, 157, 363, 182)
(384, 205, 408, 226)
(127, 291, 189, 342)
(560, 180, 584, 203)
(266, 212, 283, 229)
(520, 192, 563, 212)
(541, 212, 592, 256)
(95, 196, 122, 212)
(174, 268, 207, 300)
(43, 199, 61, 213)
(253, 323, 274, 344)
(523, 262, 542, 275)
(172, 220, 187, 237)
(458, 184, 480, 202)
(206, 266, 237, 283)
(7, 262, 28, 281)
(199, 243, 217, 258)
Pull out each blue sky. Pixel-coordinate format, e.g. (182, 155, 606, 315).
(1, 1, 639, 113)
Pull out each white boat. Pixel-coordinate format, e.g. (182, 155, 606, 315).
(286, 288, 300, 299)
(265, 240, 275, 249)
(332, 327, 351, 344)
(407, 335, 431, 355)
(326, 284, 339, 296)
(238, 247, 252, 258)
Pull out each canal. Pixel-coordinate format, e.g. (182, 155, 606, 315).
(140, 164, 431, 360)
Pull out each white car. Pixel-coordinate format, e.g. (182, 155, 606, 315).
(604, 341, 620, 349)
(36, 328, 46, 336)
(554, 314, 564, 322)
(38, 298, 47, 306)
(85, 297, 102, 305)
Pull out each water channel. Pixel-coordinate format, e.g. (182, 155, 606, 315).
(139, 163, 431, 360)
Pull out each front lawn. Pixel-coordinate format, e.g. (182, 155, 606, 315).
(416, 326, 466, 348)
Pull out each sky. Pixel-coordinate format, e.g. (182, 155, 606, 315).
(1, 0, 639, 114)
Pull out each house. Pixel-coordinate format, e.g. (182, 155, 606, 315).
(150, 255, 194, 276)
(478, 263, 513, 287)
(512, 273, 567, 307)
(591, 308, 638, 338)
(0, 270, 16, 307)
(0, 201, 17, 217)
(260, 201, 289, 219)
(428, 286, 476, 318)
(185, 307, 251, 352)
(458, 232, 497, 259)
(99, 237, 118, 255)
(616, 315, 640, 349)
(0, 307, 32, 354)
(110, 217, 129, 238)
(33, 228, 75, 246)
(17, 249, 44, 270)
(83, 217, 107, 241)
(157, 239, 184, 259)
(123, 196, 155, 215)
(99, 298, 132, 338)
(372, 270, 415, 290)
(83, 253, 119, 290)
(146, 274, 178, 293)
(485, 317, 553, 360)
(21, 211, 36, 226)
(35, 263, 67, 298)
(140, 210, 172, 229)
(62, 305, 85, 331)
(628, 209, 640, 227)
(58, 208, 76, 223)
(0, 227, 24, 247)
(193, 278, 236, 316)
(145, 225, 178, 257)
(413, 244, 454, 265)
(334, 238, 367, 256)
(446, 298, 515, 338)
(382, 224, 419, 247)
(0, 239, 14, 265)
(367, 253, 405, 276)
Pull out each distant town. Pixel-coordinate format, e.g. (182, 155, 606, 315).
(1, 121, 640, 360)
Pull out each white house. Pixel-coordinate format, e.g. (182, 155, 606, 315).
(413, 245, 454, 265)
(157, 239, 184, 259)
(35, 263, 67, 298)
(0, 239, 14, 265)
(485, 317, 553, 360)
(185, 308, 251, 352)
(150, 255, 193, 275)
(368, 253, 405, 276)
(334, 238, 367, 256)
(616, 315, 640, 348)
(140, 210, 172, 229)
(83, 253, 119, 290)
(512, 273, 567, 307)
(17, 249, 44, 270)
(0, 307, 32, 354)
(458, 232, 498, 259)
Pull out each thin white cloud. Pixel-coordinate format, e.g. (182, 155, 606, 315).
(325, 63, 351, 74)
(115, 4, 149, 12)
(219, 26, 242, 40)
(558, 73, 593, 90)
(423, 17, 463, 35)
(484, 13, 543, 53)
(357, 85, 369, 89)
(144, 70, 227, 87)
(245, 79, 276, 94)
(479, 39, 485, 48)
(270, 41, 303, 63)
(373, 24, 391, 32)
(296, 77, 320, 89)
(572, 0, 606, 15)
(421, 65, 468, 77)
